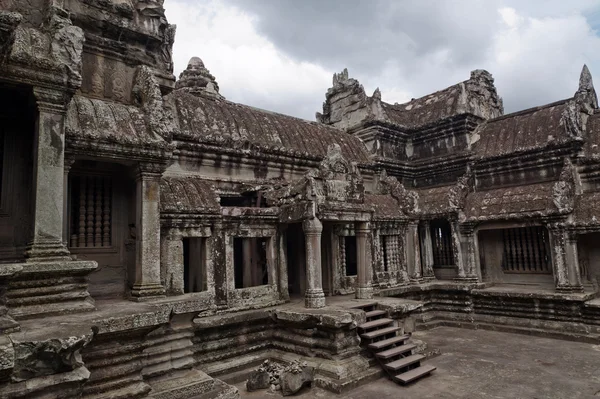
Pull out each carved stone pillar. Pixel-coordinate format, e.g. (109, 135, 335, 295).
(419, 221, 435, 281)
(548, 225, 583, 293)
(210, 221, 228, 306)
(405, 222, 422, 282)
(63, 158, 75, 246)
(450, 221, 468, 280)
(131, 163, 165, 300)
(160, 231, 184, 295)
(242, 238, 253, 288)
(457, 224, 481, 282)
(397, 224, 410, 284)
(355, 221, 373, 299)
(303, 218, 325, 308)
(278, 226, 290, 301)
(25, 88, 72, 260)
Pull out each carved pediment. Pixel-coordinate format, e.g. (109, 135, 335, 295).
(376, 170, 419, 215)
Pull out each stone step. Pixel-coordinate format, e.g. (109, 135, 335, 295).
(376, 344, 416, 360)
(360, 326, 402, 340)
(193, 379, 239, 399)
(150, 369, 215, 399)
(367, 335, 410, 351)
(394, 364, 436, 385)
(83, 381, 151, 399)
(358, 318, 393, 332)
(384, 354, 425, 372)
(365, 310, 386, 320)
(348, 302, 378, 310)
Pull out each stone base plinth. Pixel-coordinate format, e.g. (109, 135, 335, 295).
(555, 285, 585, 294)
(130, 283, 166, 301)
(304, 289, 326, 308)
(355, 286, 374, 300)
(7, 260, 97, 320)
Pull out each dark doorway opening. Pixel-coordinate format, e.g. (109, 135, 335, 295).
(183, 237, 207, 293)
(234, 237, 269, 288)
(344, 236, 358, 276)
(286, 223, 306, 297)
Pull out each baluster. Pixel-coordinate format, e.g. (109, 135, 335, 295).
(103, 177, 111, 247)
(95, 177, 102, 247)
(86, 176, 94, 247)
(339, 237, 346, 275)
(525, 227, 533, 272)
(78, 177, 86, 247)
(502, 229, 509, 271)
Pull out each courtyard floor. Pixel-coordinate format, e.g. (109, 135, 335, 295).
(236, 327, 600, 398)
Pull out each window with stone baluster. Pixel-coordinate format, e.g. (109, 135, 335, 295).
(68, 175, 113, 248)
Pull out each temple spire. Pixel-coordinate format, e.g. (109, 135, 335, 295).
(175, 57, 224, 99)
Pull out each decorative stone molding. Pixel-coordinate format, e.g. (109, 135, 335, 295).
(553, 158, 576, 213)
(9, 5, 84, 89)
(132, 65, 176, 141)
(375, 169, 419, 215)
(0, 10, 22, 67)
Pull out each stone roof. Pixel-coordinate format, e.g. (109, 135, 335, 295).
(160, 177, 220, 214)
(318, 69, 503, 130)
(170, 91, 371, 163)
(364, 194, 405, 220)
(573, 191, 600, 226)
(415, 185, 454, 215)
(66, 95, 169, 148)
(583, 111, 600, 158)
(473, 99, 572, 158)
(381, 85, 466, 128)
(464, 182, 556, 220)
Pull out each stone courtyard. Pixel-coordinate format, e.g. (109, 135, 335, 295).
(237, 327, 600, 399)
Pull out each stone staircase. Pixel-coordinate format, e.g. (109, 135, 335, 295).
(350, 302, 436, 385)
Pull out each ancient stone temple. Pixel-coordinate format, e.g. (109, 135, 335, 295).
(1, 0, 600, 397)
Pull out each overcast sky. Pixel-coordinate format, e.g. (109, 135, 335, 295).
(165, 0, 600, 121)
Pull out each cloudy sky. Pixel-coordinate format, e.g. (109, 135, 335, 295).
(165, 0, 600, 121)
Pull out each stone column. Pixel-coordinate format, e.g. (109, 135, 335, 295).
(355, 221, 374, 299)
(242, 238, 253, 288)
(450, 221, 468, 280)
(25, 88, 72, 260)
(63, 158, 75, 246)
(303, 218, 325, 308)
(457, 224, 481, 282)
(210, 222, 228, 306)
(397, 224, 410, 284)
(419, 221, 435, 281)
(278, 227, 290, 301)
(131, 163, 165, 300)
(160, 232, 184, 295)
(548, 225, 583, 293)
(405, 222, 422, 282)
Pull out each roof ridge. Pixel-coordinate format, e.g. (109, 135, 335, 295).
(487, 98, 571, 123)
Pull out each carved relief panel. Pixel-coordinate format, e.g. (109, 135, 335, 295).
(81, 52, 134, 103)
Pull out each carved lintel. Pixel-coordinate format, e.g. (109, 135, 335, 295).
(33, 86, 71, 114)
(135, 162, 166, 180)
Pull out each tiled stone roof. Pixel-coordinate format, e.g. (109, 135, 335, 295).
(473, 100, 572, 158)
(364, 194, 405, 219)
(160, 177, 220, 214)
(415, 185, 454, 216)
(66, 95, 169, 148)
(170, 91, 371, 163)
(465, 182, 556, 220)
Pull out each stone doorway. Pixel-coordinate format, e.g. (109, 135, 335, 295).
(67, 161, 135, 299)
(0, 84, 35, 262)
(286, 222, 306, 297)
(577, 233, 600, 288)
